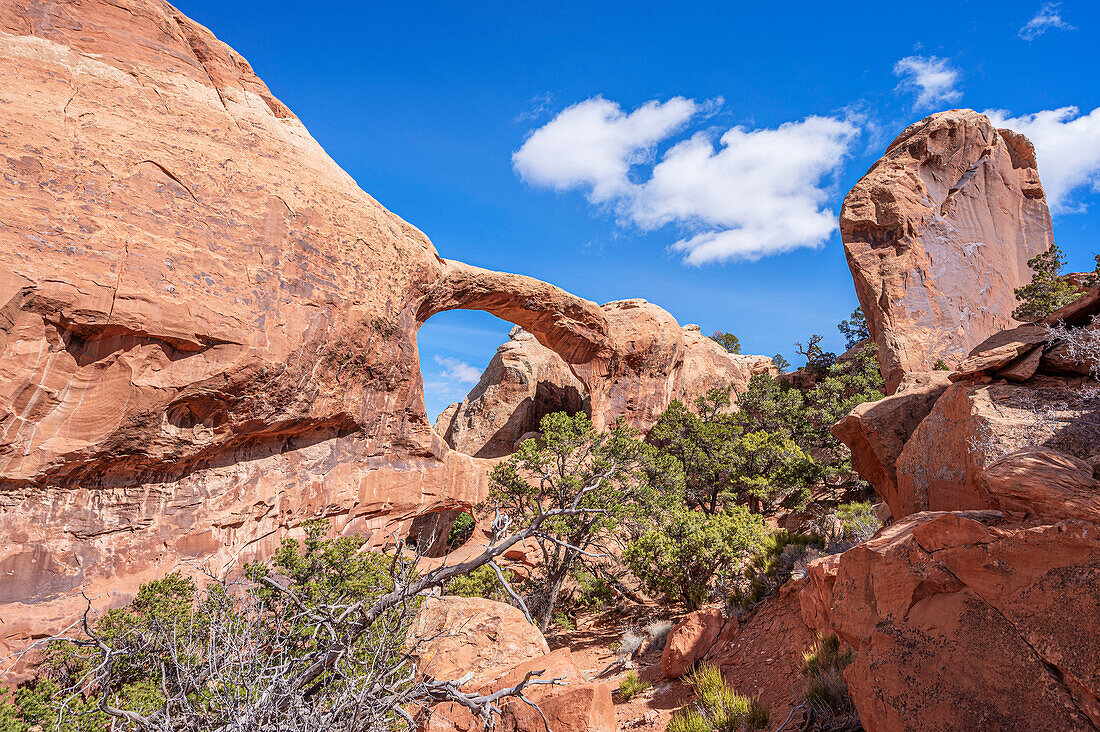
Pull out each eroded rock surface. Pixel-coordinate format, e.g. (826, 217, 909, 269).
(840, 110, 1053, 393)
(410, 596, 550, 682)
(0, 0, 616, 656)
(416, 600, 614, 732)
(831, 371, 950, 518)
(823, 278, 1100, 730)
(825, 512, 1100, 731)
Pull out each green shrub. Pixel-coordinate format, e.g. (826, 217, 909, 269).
(626, 507, 767, 611)
(672, 663, 769, 732)
(552, 610, 575, 631)
(667, 708, 711, 732)
(1013, 243, 1088, 321)
(572, 569, 615, 611)
(835, 501, 881, 543)
(617, 671, 651, 701)
(446, 511, 475, 550)
(489, 411, 655, 632)
(801, 633, 858, 730)
(728, 530, 822, 610)
(0, 520, 420, 731)
(445, 564, 519, 603)
(932, 358, 949, 371)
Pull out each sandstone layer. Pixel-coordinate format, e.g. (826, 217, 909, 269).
(840, 110, 1053, 393)
(0, 0, 618, 656)
(809, 511, 1100, 731)
(434, 327, 587, 459)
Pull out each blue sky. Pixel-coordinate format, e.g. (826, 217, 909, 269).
(175, 0, 1100, 419)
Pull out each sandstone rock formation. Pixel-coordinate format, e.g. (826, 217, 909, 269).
(437, 302, 778, 456)
(409, 596, 550, 682)
(834, 286, 1100, 521)
(425, 647, 615, 732)
(840, 110, 1053, 393)
(659, 583, 813, 721)
(831, 371, 951, 518)
(811, 511, 1100, 731)
(0, 0, 621, 656)
(660, 607, 725, 679)
(817, 286, 1100, 730)
(415, 598, 614, 732)
(434, 327, 587, 458)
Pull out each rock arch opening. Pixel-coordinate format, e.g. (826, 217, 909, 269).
(416, 309, 591, 459)
(414, 260, 605, 458)
(405, 509, 476, 558)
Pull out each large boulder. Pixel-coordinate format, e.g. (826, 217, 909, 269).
(893, 376, 1090, 518)
(840, 110, 1053, 393)
(0, 0, 621, 654)
(980, 447, 1100, 523)
(660, 607, 726, 679)
(409, 597, 616, 732)
(825, 511, 1100, 731)
(408, 596, 549, 682)
(831, 371, 951, 518)
(420, 639, 615, 732)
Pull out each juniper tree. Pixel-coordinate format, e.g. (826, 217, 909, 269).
(487, 412, 655, 632)
(1013, 243, 1082, 321)
(710, 331, 742, 355)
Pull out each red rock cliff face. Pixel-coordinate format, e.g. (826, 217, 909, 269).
(840, 110, 1053, 393)
(0, 0, 613, 655)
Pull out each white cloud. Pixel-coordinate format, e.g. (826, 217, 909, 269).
(433, 355, 482, 385)
(512, 96, 698, 203)
(985, 106, 1100, 214)
(893, 55, 962, 110)
(513, 98, 858, 263)
(514, 92, 556, 123)
(1019, 3, 1075, 40)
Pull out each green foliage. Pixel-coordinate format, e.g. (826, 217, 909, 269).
(772, 353, 791, 372)
(738, 344, 884, 484)
(1013, 243, 1084, 321)
(729, 530, 823, 609)
(489, 411, 654, 631)
(932, 358, 949, 371)
(1, 679, 108, 732)
(6, 521, 415, 731)
(710, 331, 742, 354)
(667, 708, 712, 732)
(795, 334, 837, 374)
(571, 569, 615, 611)
(835, 501, 881, 544)
(445, 564, 520, 603)
(625, 507, 767, 611)
(673, 663, 769, 732)
(551, 610, 575, 631)
(0, 696, 18, 732)
(617, 671, 651, 701)
(649, 388, 817, 515)
(837, 307, 869, 350)
(446, 511, 475, 550)
(258, 519, 397, 606)
(801, 633, 858, 729)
